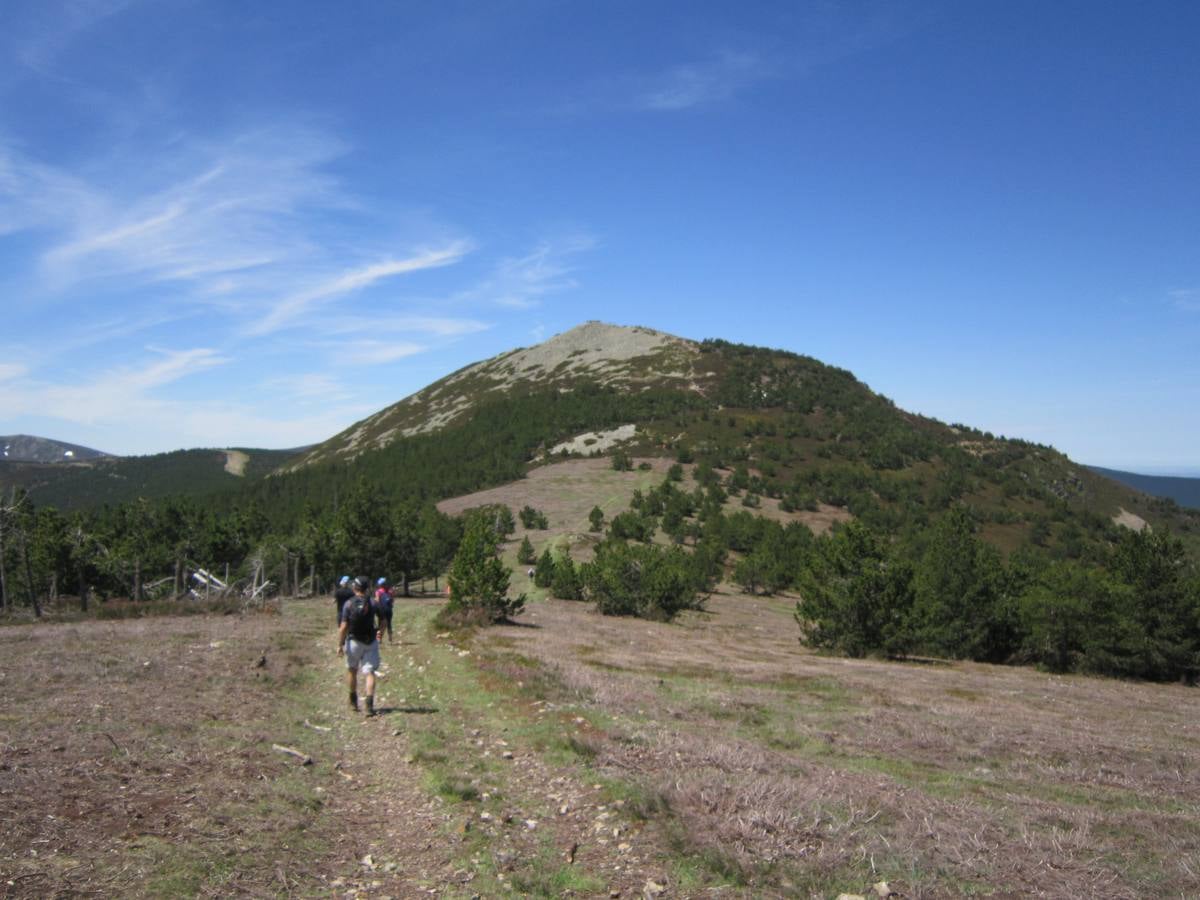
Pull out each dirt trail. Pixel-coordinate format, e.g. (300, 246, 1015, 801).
(0, 599, 679, 898)
(319, 601, 681, 898)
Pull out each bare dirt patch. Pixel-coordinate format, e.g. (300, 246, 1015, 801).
(223, 449, 249, 476)
(438, 456, 678, 569)
(1112, 506, 1150, 531)
(752, 495, 854, 535)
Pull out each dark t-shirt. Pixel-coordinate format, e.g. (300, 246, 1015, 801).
(375, 588, 393, 616)
(334, 585, 354, 621)
(340, 594, 378, 643)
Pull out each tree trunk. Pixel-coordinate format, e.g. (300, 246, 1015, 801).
(309, 564, 316, 597)
(133, 559, 142, 603)
(173, 559, 183, 599)
(78, 567, 89, 613)
(402, 573, 411, 597)
(50, 572, 58, 604)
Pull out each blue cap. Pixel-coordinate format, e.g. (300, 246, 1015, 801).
(377, 577, 388, 586)
(339, 575, 349, 585)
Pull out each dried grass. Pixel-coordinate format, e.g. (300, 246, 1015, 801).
(489, 589, 1200, 897)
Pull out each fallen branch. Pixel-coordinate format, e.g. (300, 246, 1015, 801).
(271, 744, 313, 765)
(303, 719, 331, 732)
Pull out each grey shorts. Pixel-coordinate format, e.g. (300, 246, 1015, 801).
(344, 638, 380, 674)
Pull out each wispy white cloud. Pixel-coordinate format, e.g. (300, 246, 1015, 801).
(0, 363, 29, 381)
(459, 236, 595, 309)
(31, 128, 347, 292)
(636, 51, 766, 111)
(0, 346, 226, 426)
(259, 373, 354, 405)
(354, 340, 427, 366)
(2, 127, 483, 351)
(0, 142, 98, 238)
(321, 315, 491, 341)
(1169, 288, 1200, 311)
(0, 343, 380, 452)
(245, 243, 472, 336)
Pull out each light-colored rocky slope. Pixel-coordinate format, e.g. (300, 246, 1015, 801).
(282, 322, 701, 471)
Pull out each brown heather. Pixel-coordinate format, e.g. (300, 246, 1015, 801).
(491, 588, 1200, 897)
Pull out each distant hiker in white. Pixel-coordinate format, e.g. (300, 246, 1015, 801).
(337, 576, 383, 717)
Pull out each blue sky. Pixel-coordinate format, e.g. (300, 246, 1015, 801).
(1, 1, 1197, 474)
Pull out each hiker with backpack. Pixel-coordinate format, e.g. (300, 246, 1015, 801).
(337, 576, 384, 716)
(374, 577, 394, 643)
(333, 575, 354, 627)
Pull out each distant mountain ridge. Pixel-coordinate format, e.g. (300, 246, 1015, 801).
(1, 434, 110, 463)
(1086, 466, 1200, 511)
(0, 446, 304, 510)
(4, 323, 1198, 566)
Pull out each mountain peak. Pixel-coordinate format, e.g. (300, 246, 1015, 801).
(440, 321, 695, 393)
(284, 322, 700, 470)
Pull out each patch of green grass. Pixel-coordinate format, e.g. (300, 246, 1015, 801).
(553, 733, 600, 762)
(659, 821, 751, 888)
(430, 773, 482, 803)
(508, 847, 607, 898)
(699, 698, 771, 728)
(1021, 780, 1196, 816)
(130, 837, 239, 895)
(409, 729, 451, 767)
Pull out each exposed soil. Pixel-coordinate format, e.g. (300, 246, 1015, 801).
(223, 450, 250, 476)
(1111, 507, 1149, 532)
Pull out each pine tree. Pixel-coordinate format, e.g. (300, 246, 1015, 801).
(518, 536, 536, 565)
(551, 552, 582, 600)
(534, 548, 555, 588)
(446, 516, 521, 623)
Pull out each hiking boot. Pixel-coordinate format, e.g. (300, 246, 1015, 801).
(365, 697, 376, 717)
(349, 692, 359, 712)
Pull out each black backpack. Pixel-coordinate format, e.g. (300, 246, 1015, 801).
(345, 596, 376, 642)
